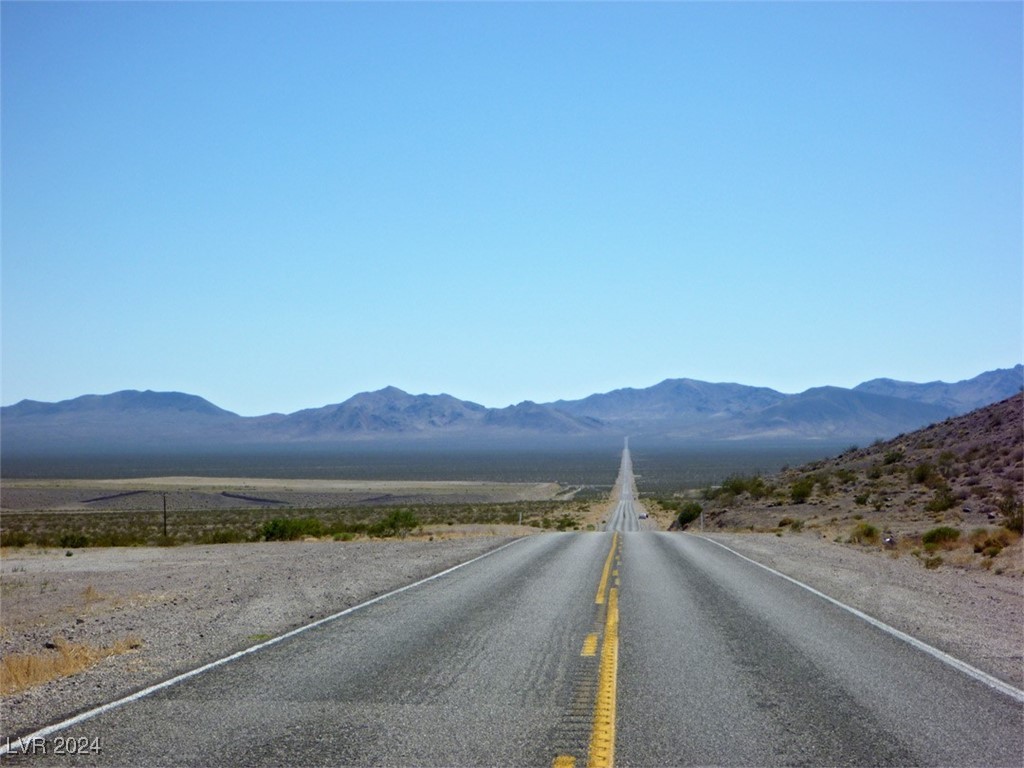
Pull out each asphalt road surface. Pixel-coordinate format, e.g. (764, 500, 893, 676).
(605, 442, 641, 533)
(6, 446, 1023, 766)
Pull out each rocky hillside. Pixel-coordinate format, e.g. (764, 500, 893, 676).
(685, 394, 1024, 576)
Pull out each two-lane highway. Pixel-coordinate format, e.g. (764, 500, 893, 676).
(605, 440, 641, 533)
(6, 443, 1022, 766)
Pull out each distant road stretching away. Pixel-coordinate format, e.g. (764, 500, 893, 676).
(6, 442, 1022, 766)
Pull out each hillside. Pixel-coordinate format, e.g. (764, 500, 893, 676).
(678, 394, 1024, 576)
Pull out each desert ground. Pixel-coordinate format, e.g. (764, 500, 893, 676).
(0, 477, 566, 513)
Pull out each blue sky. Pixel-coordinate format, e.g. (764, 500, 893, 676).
(2, 2, 1021, 416)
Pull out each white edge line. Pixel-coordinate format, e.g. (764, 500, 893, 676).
(696, 534, 1024, 705)
(0, 537, 526, 755)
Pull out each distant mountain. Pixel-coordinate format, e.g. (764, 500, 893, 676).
(0, 387, 600, 452)
(2, 366, 1021, 454)
(551, 379, 786, 429)
(483, 401, 604, 433)
(735, 386, 955, 440)
(268, 387, 490, 437)
(3, 390, 236, 419)
(854, 365, 1023, 412)
(0, 390, 242, 449)
(548, 366, 1023, 440)
(260, 388, 600, 438)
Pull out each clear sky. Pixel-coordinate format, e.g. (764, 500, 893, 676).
(2, 1, 1021, 416)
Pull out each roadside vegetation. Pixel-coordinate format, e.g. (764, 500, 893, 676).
(1, 634, 142, 696)
(0, 500, 591, 549)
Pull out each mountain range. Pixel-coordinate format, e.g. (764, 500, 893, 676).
(2, 365, 1021, 453)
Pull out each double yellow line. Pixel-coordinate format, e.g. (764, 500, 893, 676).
(589, 582, 619, 768)
(555, 532, 621, 768)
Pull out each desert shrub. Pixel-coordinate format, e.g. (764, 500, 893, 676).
(368, 509, 420, 538)
(854, 493, 870, 506)
(554, 514, 578, 531)
(1, 529, 31, 548)
(970, 528, 1015, 559)
(789, 519, 804, 532)
(58, 532, 90, 548)
(814, 473, 834, 496)
(925, 485, 956, 513)
(937, 451, 957, 474)
(923, 555, 943, 569)
(884, 450, 904, 466)
(996, 486, 1023, 534)
(261, 517, 324, 541)
(677, 502, 703, 528)
(911, 462, 937, 485)
(848, 522, 879, 544)
(835, 469, 857, 485)
(921, 526, 960, 550)
(710, 474, 769, 501)
(89, 531, 147, 547)
(197, 529, 248, 545)
(790, 478, 814, 504)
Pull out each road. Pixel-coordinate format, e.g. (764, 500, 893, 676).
(605, 440, 641, 533)
(6, 444, 1023, 766)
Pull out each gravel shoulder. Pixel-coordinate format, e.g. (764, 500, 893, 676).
(2, 527, 1021, 742)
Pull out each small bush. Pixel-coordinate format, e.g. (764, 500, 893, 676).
(677, 502, 702, 528)
(368, 509, 420, 538)
(712, 475, 769, 500)
(56, 532, 88, 548)
(921, 526, 960, 550)
(911, 462, 937, 485)
(883, 450, 904, 465)
(790, 478, 814, 504)
(835, 469, 857, 485)
(554, 514, 578, 531)
(925, 485, 956, 513)
(849, 522, 879, 544)
(971, 528, 1013, 556)
(261, 517, 324, 541)
(198, 529, 247, 545)
(997, 486, 1023, 534)
(1, 530, 31, 548)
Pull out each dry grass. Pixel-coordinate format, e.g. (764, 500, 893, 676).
(81, 583, 104, 605)
(0, 635, 142, 696)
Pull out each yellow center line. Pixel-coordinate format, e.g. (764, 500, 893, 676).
(555, 533, 623, 768)
(595, 532, 619, 605)
(588, 586, 619, 768)
(581, 633, 598, 657)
